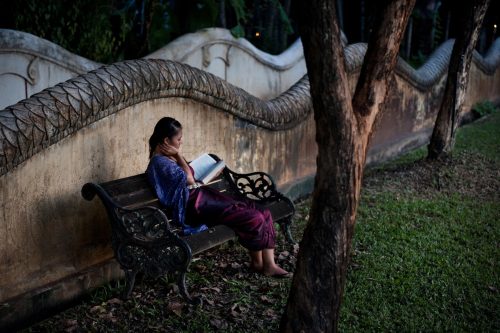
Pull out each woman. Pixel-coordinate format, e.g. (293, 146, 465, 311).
(146, 117, 289, 277)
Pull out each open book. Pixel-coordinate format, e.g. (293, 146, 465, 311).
(189, 153, 225, 184)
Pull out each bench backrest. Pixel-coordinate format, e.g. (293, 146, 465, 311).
(98, 173, 159, 209)
(82, 169, 294, 225)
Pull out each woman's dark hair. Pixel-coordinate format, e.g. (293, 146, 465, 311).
(149, 117, 182, 158)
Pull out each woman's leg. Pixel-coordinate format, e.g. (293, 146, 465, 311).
(249, 250, 263, 272)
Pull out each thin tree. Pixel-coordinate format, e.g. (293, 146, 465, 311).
(427, 0, 491, 159)
(280, 0, 415, 332)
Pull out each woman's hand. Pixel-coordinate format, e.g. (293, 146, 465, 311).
(156, 141, 194, 185)
(158, 142, 179, 158)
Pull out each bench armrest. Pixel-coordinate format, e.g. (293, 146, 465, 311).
(222, 167, 282, 203)
(82, 183, 173, 243)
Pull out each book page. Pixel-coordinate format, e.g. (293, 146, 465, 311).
(200, 160, 225, 184)
(189, 153, 225, 184)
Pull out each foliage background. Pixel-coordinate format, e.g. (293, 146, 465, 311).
(0, 0, 497, 65)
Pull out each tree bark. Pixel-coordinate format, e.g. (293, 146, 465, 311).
(405, 16, 413, 60)
(124, 0, 158, 59)
(280, 1, 415, 332)
(218, 0, 226, 28)
(427, 0, 490, 159)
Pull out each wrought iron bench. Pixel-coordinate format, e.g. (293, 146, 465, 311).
(81, 154, 295, 304)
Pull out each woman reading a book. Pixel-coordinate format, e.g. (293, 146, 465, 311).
(146, 117, 289, 278)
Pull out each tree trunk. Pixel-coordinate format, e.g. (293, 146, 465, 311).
(360, 0, 366, 42)
(336, 0, 344, 31)
(427, 0, 491, 160)
(124, 0, 157, 59)
(279, 0, 415, 332)
(278, 0, 292, 52)
(218, 0, 226, 28)
(405, 16, 413, 60)
(430, 1, 442, 49)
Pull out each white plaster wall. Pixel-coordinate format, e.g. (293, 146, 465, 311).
(146, 28, 307, 100)
(0, 29, 101, 110)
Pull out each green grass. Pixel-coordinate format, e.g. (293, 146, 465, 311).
(339, 111, 500, 332)
(340, 195, 499, 332)
(455, 111, 500, 161)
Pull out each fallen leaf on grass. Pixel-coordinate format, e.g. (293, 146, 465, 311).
(168, 284, 179, 294)
(89, 305, 106, 314)
(210, 318, 228, 329)
(167, 302, 184, 317)
(107, 298, 122, 305)
(64, 325, 78, 333)
(63, 319, 78, 332)
(231, 262, 242, 269)
(200, 286, 221, 293)
(263, 308, 278, 319)
(260, 295, 273, 304)
(230, 304, 248, 317)
(278, 251, 290, 260)
(63, 319, 77, 327)
(98, 313, 117, 323)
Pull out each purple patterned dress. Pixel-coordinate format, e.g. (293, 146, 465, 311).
(146, 155, 276, 251)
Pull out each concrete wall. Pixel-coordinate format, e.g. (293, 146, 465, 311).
(0, 35, 499, 328)
(368, 39, 500, 164)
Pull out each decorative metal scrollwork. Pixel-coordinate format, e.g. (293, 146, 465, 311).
(115, 237, 191, 279)
(115, 206, 170, 242)
(225, 169, 279, 202)
(108, 205, 195, 301)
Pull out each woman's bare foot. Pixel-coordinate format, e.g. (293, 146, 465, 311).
(262, 264, 290, 278)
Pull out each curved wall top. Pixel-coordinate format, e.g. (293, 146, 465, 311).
(0, 29, 101, 73)
(396, 38, 500, 90)
(145, 28, 350, 99)
(147, 28, 305, 71)
(0, 29, 101, 110)
(145, 28, 308, 99)
(0, 29, 100, 109)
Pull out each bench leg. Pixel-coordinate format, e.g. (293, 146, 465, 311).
(122, 269, 137, 299)
(177, 270, 203, 306)
(280, 217, 296, 244)
(163, 236, 202, 305)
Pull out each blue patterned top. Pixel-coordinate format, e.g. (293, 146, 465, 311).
(146, 155, 207, 235)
